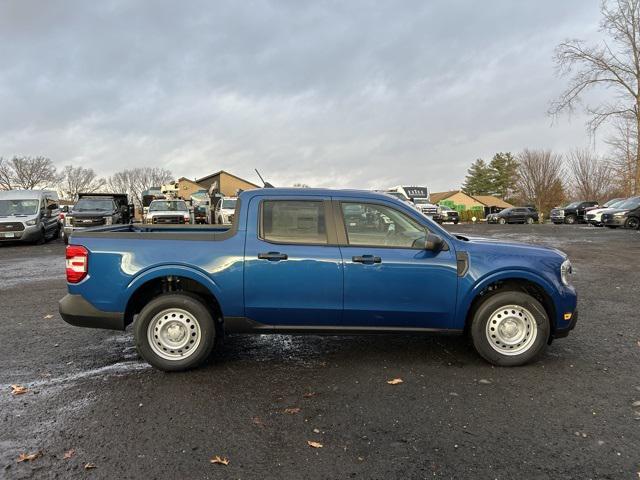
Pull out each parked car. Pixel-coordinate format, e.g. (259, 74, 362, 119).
(193, 205, 209, 224)
(601, 196, 640, 229)
(65, 193, 133, 244)
(586, 198, 626, 226)
(487, 207, 539, 224)
(0, 190, 61, 244)
(145, 199, 191, 224)
(550, 201, 599, 224)
(59, 188, 578, 371)
(437, 207, 460, 224)
(213, 197, 237, 224)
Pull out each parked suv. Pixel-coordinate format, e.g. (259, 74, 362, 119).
(0, 190, 60, 244)
(437, 207, 460, 224)
(487, 207, 539, 224)
(550, 201, 599, 224)
(64, 193, 133, 243)
(586, 198, 626, 226)
(601, 196, 640, 229)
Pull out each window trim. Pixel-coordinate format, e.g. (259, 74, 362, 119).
(258, 198, 336, 246)
(336, 200, 436, 251)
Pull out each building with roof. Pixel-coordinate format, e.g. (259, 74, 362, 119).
(195, 170, 260, 197)
(430, 190, 513, 218)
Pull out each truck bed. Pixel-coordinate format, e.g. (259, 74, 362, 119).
(69, 223, 234, 241)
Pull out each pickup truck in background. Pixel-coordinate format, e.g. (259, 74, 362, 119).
(550, 201, 599, 224)
(59, 188, 578, 371)
(63, 193, 133, 244)
(144, 199, 191, 224)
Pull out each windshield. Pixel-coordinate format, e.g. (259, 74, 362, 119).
(74, 198, 116, 212)
(221, 199, 237, 209)
(604, 198, 623, 207)
(564, 201, 580, 209)
(413, 198, 431, 205)
(618, 196, 640, 209)
(0, 199, 39, 216)
(149, 200, 188, 212)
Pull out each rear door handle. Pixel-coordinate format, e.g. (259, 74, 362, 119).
(258, 252, 288, 261)
(352, 255, 382, 264)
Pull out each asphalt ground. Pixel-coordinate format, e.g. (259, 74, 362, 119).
(1, 224, 639, 479)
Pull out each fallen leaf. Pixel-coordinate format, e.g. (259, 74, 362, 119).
(17, 451, 42, 463)
(10, 384, 28, 395)
(63, 449, 75, 460)
(251, 416, 264, 427)
(84, 463, 96, 470)
(284, 407, 301, 414)
(307, 441, 323, 449)
(478, 379, 492, 385)
(43, 314, 53, 319)
(210, 455, 230, 465)
(387, 378, 403, 385)
(303, 392, 317, 398)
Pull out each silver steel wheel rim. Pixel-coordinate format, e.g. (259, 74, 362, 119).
(485, 304, 537, 356)
(147, 308, 202, 361)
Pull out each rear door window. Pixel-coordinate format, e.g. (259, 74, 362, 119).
(261, 200, 327, 244)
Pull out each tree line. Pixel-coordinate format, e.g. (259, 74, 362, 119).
(0, 155, 172, 207)
(461, 147, 627, 214)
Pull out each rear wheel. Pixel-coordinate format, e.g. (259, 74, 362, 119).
(470, 290, 550, 366)
(625, 216, 640, 229)
(134, 293, 216, 371)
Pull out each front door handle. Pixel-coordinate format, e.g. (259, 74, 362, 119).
(352, 255, 382, 264)
(258, 252, 288, 261)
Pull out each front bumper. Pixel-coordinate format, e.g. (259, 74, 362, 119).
(0, 224, 42, 242)
(59, 294, 125, 330)
(552, 309, 578, 339)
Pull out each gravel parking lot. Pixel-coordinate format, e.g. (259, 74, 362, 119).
(1, 224, 639, 479)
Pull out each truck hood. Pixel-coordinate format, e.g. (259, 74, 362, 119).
(72, 210, 116, 217)
(0, 214, 37, 222)
(455, 234, 566, 260)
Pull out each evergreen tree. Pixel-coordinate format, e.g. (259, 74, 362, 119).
(488, 152, 519, 200)
(462, 159, 493, 195)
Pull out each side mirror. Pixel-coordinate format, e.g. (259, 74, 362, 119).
(424, 233, 445, 252)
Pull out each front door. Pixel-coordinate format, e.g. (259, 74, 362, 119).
(244, 196, 343, 327)
(336, 199, 458, 329)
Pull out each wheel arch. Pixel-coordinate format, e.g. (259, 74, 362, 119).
(460, 271, 557, 336)
(123, 266, 224, 328)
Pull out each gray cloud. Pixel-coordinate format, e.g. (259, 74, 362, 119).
(0, 0, 606, 190)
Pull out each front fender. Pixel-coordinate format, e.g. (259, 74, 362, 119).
(456, 268, 559, 328)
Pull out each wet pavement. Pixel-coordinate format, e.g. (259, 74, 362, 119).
(1, 224, 639, 479)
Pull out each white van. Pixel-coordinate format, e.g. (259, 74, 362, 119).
(0, 190, 61, 244)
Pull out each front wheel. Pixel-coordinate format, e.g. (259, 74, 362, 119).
(134, 293, 216, 371)
(564, 215, 576, 225)
(498, 218, 506, 225)
(526, 217, 534, 224)
(470, 291, 550, 366)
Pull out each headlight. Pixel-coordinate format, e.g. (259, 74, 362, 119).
(104, 217, 113, 225)
(25, 219, 37, 226)
(561, 259, 573, 286)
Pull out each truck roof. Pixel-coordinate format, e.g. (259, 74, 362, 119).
(0, 189, 57, 199)
(238, 188, 402, 202)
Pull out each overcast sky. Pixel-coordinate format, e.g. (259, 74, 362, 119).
(0, 0, 608, 191)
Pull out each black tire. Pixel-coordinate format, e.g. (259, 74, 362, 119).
(625, 216, 640, 230)
(526, 217, 534, 225)
(35, 228, 46, 245)
(453, 220, 459, 225)
(564, 215, 576, 225)
(498, 218, 506, 225)
(134, 293, 216, 372)
(52, 225, 60, 240)
(470, 290, 550, 367)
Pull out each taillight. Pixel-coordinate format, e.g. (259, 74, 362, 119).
(66, 245, 88, 283)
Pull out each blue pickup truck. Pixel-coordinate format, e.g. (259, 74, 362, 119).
(60, 188, 577, 371)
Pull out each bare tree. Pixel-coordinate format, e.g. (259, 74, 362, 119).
(107, 167, 173, 206)
(566, 148, 616, 201)
(59, 165, 106, 199)
(551, 0, 640, 194)
(516, 149, 566, 214)
(0, 157, 13, 190)
(605, 115, 638, 195)
(0, 156, 59, 190)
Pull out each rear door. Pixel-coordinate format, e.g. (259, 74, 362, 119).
(244, 196, 343, 327)
(335, 198, 458, 329)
